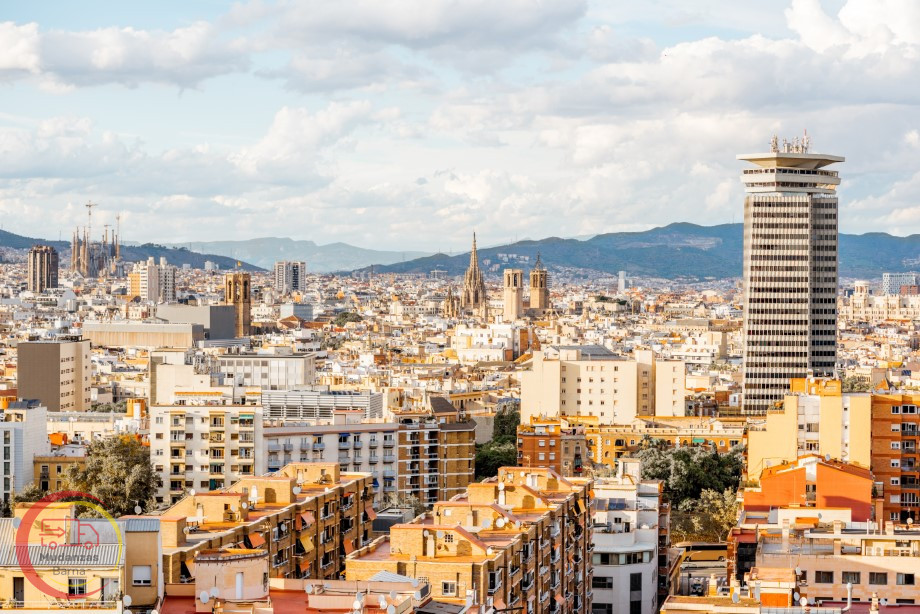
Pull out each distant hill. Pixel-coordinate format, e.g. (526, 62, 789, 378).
(0, 229, 262, 271)
(159, 237, 429, 272)
(354, 223, 920, 280)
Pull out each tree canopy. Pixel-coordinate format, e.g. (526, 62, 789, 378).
(64, 435, 160, 517)
(637, 444, 744, 506)
(333, 312, 363, 327)
(671, 489, 739, 542)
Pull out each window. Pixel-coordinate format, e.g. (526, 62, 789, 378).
(898, 573, 915, 586)
(869, 572, 888, 585)
(891, 478, 901, 486)
(842, 572, 860, 584)
(132, 565, 152, 586)
(815, 571, 833, 584)
(444, 533, 454, 543)
(592, 576, 613, 589)
(442, 581, 457, 597)
(630, 573, 642, 591)
(892, 442, 902, 450)
(593, 605, 613, 614)
(68, 578, 87, 596)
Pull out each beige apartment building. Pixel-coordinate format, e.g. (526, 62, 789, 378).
(156, 463, 375, 585)
(347, 466, 593, 614)
(522, 347, 685, 424)
(17, 338, 91, 411)
(747, 378, 871, 479)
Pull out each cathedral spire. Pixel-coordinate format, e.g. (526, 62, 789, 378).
(469, 232, 479, 269)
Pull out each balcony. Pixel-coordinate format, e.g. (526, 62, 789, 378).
(368, 439, 379, 448)
(368, 456, 379, 464)
(383, 469, 396, 478)
(339, 441, 351, 450)
(313, 442, 325, 451)
(383, 439, 395, 448)
(353, 440, 363, 449)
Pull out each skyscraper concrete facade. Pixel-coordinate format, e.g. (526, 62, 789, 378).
(27, 245, 58, 293)
(739, 134, 843, 414)
(273, 260, 307, 294)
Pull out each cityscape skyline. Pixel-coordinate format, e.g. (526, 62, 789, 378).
(1, 0, 919, 250)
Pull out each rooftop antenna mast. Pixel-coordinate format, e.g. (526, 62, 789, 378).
(115, 213, 122, 259)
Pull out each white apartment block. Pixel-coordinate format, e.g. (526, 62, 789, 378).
(150, 404, 265, 505)
(522, 346, 686, 424)
(0, 401, 50, 502)
(273, 261, 307, 295)
(882, 272, 917, 295)
(592, 476, 665, 614)
(262, 420, 398, 504)
(217, 352, 316, 390)
(261, 387, 383, 422)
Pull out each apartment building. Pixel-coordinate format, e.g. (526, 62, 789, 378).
(156, 463, 375, 585)
(273, 260, 307, 295)
(0, 502, 161, 611)
(592, 476, 668, 614)
(747, 378, 871, 478)
(522, 347, 686, 424)
(17, 338, 91, 411)
(516, 416, 588, 476)
(34, 452, 85, 492)
(0, 401, 50, 502)
(149, 404, 265, 505)
(216, 352, 316, 390)
(346, 466, 593, 614)
(870, 392, 920, 523)
(395, 399, 476, 505)
(568, 416, 745, 468)
(261, 387, 383, 421)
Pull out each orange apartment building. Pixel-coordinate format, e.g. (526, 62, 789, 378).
(347, 466, 593, 614)
(395, 401, 476, 505)
(871, 393, 920, 522)
(156, 462, 376, 590)
(516, 416, 588, 476)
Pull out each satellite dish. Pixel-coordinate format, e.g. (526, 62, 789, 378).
(800, 598, 807, 607)
(411, 579, 419, 588)
(444, 509, 452, 517)
(306, 584, 314, 594)
(123, 596, 133, 607)
(794, 567, 801, 576)
(353, 600, 363, 610)
(151, 610, 159, 614)
(200, 592, 210, 604)
(242, 502, 249, 510)
(794, 592, 801, 601)
(390, 591, 397, 599)
(824, 454, 831, 462)
(436, 530, 445, 538)
(498, 482, 505, 491)
(293, 486, 302, 495)
(486, 547, 494, 555)
(808, 598, 816, 606)
(189, 489, 196, 496)
(731, 593, 740, 604)
(882, 599, 889, 606)
(125, 610, 132, 614)
(12, 518, 20, 529)
(134, 505, 142, 514)
(414, 591, 422, 600)
(183, 527, 191, 535)
(210, 587, 220, 597)
(423, 530, 430, 538)
(387, 607, 396, 614)
(379, 596, 388, 608)
(909, 518, 914, 525)
(496, 518, 506, 528)
(465, 595, 474, 608)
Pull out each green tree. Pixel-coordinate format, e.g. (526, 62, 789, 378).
(1, 482, 46, 517)
(333, 312, 362, 327)
(64, 435, 160, 517)
(671, 489, 738, 542)
(492, 404, 521, 443)
(637, 444, 744, 507)
(841, 376, 871, 392)
(475, 441, 518, 480)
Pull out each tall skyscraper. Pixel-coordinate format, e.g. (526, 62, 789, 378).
(224, 272, 252, 337)
(27, 245, 59, 293)
(529, 253, 549, 311)
(740, 133, 843, 414)
(18, 339, 92, 411)
(502, 268, 523, 321)
(273, 261, 307, 294)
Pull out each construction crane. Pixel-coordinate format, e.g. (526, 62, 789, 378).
(85, 201, 97, 240)
(115, 212, 121, 259)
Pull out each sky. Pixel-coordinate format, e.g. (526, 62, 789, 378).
(1, 0, 919, 252)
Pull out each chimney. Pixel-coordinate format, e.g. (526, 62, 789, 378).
(833, 520, 843, 535)
(886, 521, 895, 536)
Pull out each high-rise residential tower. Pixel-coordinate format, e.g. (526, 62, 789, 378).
(739, 134, 843, 414)
(27, 245, 59, 293)
(273, 260, 306, 294)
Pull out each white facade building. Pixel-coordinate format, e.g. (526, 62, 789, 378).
(273, 261, 307, 295)
(882, 272, 917, 295)
(0, 401, 50, 501)
(740, 136, 843, 413)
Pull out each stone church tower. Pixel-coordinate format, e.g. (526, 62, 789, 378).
(460, 233, 488, 318)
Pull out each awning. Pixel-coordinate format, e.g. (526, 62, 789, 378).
(372, 479, 380, 487)
(299, 534, 315, 553)
(301, 511, 315, 527)
(574, 499, 585, 514)
(494, 598, 507, 610)
(555, 595, 565, 605)
(366, 507, 377, 520)
(249, 532, 266, 548)
(344, 539, 355, 554)
(299, 559, 310, 573)
(588, 489, 595, 499)
(692, 437, 705, 444)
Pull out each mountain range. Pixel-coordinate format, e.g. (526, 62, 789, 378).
(0, 229, 261, 271)
(355, 223, 920, 280)
(158, 238, 428, 273)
